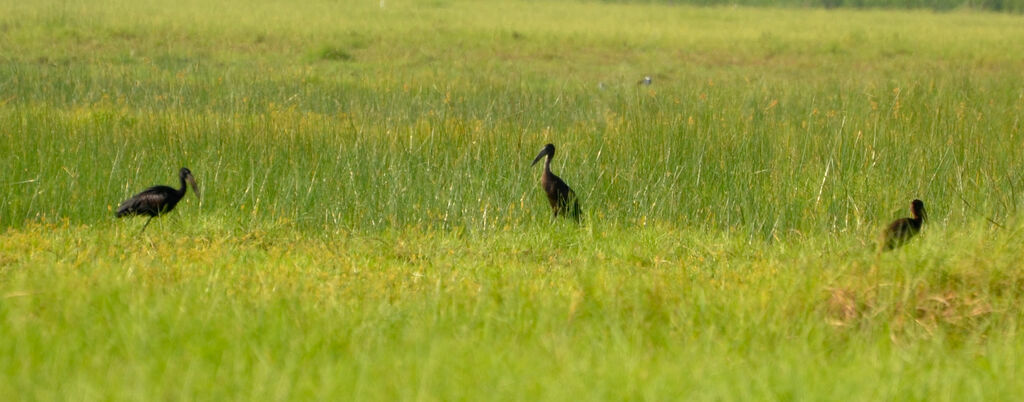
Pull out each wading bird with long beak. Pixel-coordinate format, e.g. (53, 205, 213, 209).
(531, 143, 581, 222)
(116, 167, 200, 232)
(880, 199, 926, 251)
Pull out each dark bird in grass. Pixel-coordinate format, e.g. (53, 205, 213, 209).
(880, 199, 927, 251)
(531, 143, 581, 222)
(116, 167, 200, 232)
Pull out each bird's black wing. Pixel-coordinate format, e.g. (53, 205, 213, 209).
(548, 174, 582, 221)
(116, 186, 177, 217)
(881, 218, 914, 250)
(568, 194, 582, 222)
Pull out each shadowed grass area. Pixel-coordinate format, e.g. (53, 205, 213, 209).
(2, 0, 1024, 399)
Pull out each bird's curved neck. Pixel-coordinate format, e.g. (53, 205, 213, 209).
(544, 154, 552, 173)
(908, 210, 926, 229)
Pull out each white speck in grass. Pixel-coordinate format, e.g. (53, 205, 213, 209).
(4, 178, 38, 186)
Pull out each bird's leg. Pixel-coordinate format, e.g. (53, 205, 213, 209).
(139, 216, 153, 234)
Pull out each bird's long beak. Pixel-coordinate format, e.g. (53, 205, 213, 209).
(531, 149, 548, 167)
(187, 175, 201, 199)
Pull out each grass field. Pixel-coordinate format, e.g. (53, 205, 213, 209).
(3, 0, 1024, 399)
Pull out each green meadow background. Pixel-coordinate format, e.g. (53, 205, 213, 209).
(2, 0, 1024, 399)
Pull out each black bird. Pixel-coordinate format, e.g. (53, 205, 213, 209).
(880, 199, 926, 251)
(531, 143, 581, 222)
(116, 167, 200, 232)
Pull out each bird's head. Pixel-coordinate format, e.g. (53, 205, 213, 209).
(531, 143, 555, 167)
(180, 167, 200, 199)
(911, 199, 926, 221)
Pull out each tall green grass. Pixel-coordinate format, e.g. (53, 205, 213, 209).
(2, 0, 1023, 237)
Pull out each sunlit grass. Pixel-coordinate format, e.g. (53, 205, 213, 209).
(2, 0, 1024, 399)
(2, 219, 1024, 399)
